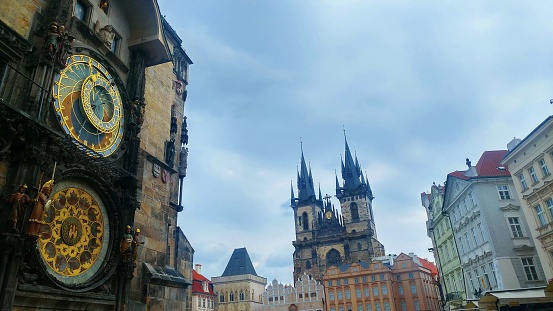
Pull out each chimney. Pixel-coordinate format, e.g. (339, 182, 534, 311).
(195, 264, 202, 274)
(507, 137, 522, 151)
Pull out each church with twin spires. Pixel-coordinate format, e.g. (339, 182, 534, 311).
(291, 135, 385, 282)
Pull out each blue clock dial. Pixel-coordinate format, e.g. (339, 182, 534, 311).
(53, 55, 124, 157)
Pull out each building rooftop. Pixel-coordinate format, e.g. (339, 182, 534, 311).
(221, 247, 258, 277)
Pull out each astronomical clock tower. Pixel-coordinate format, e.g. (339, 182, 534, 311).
(291, 136, 385, 282)
(0, 0, 193, 310)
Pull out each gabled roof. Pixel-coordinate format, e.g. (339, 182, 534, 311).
(221, 248, 258, 277)
(475, 150, 510, 177)
(192, 270, 215, 295)
(447, 170, 469, 180)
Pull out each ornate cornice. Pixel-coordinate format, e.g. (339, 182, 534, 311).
(499, 203, 520, 212)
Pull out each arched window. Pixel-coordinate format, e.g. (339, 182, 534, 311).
(230, 292, 235, 301)
(240, 291, 244, 301)
(350, 202, 359, 220)
(326, 249, 341, 267)
(220, 292, 225, 302)
(306, 260, 311, 269)
(302, 212, 309, 230)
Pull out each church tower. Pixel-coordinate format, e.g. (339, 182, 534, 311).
(291, 137, 385, 282)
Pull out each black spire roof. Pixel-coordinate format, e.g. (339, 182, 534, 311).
(221, 248, 258, 277)
(341, 134, 362, 191)
(297, 144, 316, 202)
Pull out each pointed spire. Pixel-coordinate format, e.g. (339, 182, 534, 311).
(290, 180, 296, 207)
(342, 130, 361, 191)
(361, 170, 366, 184)
(318, 183, 322, 201)
(335, 170, 341, 195)
(297, 142, 316, 202)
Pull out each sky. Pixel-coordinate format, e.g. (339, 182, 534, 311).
(157, 0, 553, 286)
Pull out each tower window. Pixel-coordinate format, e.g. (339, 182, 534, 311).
(350, 202, 359, 220)
(302, 212, 309, 230)
(306, 260, 311, 269)
(326, 249, 341, 267)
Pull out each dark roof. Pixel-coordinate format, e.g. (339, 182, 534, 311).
(143, 263, 192, 288)
(221, 248, 258, 277)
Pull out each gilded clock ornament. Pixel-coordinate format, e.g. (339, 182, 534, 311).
(53, 54, 124, 157)
(38, 183, 110, 287)
(325, 211, 333, 220)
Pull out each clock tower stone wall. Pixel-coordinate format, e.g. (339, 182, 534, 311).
(0, 1, 193, 310)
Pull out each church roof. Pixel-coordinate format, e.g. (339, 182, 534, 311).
(221, 248, 258, 277)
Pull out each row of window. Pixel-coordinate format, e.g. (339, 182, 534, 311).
(330, 301, 421, 311)
(329, 284, 418, 301)
(462, 263, 498, 296)
(450, 191, 479, 224)
(457, 222, 487, 254)
(327, 272, 416, 287)
(197, 297, 214, 309)
(218, 291, 251, 302)
(518, 157, 550, 191)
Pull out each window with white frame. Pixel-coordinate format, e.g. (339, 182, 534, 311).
(374, 303, 381, 311)
(366, 305, 372, 311)
(469, 191, 476, 206)
(400, 302, 407, 311)
(481, 265, 490, 289)
(508, 217, 524, 237)
(414, 301, 420, 311)
(372, 287, 378, 296)
(444, 245, 450, 261)
(458, 237, 465, 254)
(398, 286, 404, 295)
(329, 292, 334, 301)
(488, 262, 497, 287)
(384, 302, 390, 311)
(536, 204, 547, 227)
(466, 271, 475, 293)
(497, 185, 511, 200)
(519, 174, 528, 191)
(540, 159, 550, 177)
(477, 222, 486, 242)
(529, 166, 539, 184)
(463, 198, 468, 213)
(464, 232, 471, 250)
(471, 227, 479, 246)
(547, 198, 553, 219)
(410, 284, 416, 294)
(450, 241, 456, 259)
(521, 257, 539, 281)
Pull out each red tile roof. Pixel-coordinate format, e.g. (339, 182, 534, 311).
(419, 258, 438, 276)
(447, 170, 469, 180)
(192, 270, 216, 295)
(475, 150, 510, 177)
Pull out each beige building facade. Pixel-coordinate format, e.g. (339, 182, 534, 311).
(501, 116, 553, 281)
(214, 248, 267, 311)
(262, 274, 324, 311)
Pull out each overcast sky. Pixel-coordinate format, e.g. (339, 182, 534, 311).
(157, 0, 553, 285)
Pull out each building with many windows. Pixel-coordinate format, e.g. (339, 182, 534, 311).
(422, 183, 465, 309)
(323, 253, 440, 311)
(442, 151, 546, 300)
(261, 274, 324, 311)
(501, 116, 553, 281)
(193, 264, 216, 311)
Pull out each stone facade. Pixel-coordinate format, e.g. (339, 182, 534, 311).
(0, 1, 193, 310)
(501, 116, 553, 281)
(261, 274, 324, 311)
(292, 138, 385, 283)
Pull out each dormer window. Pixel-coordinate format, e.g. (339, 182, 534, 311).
(202, 281, 208, 292)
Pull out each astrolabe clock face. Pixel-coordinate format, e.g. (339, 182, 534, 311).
(53, 54, 124, 157)
(38, 180, 110, 287)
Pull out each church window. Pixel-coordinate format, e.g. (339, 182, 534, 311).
(298, 216, 302, 226)
(302, 212, 309, 230)
(326, 249, 341, 267)
(350, 203, 359, 220)
(230, 292, 235, 301)
(220, 293, 224, 302)
(306, 260, 311, 269)
(240, 291, 244, 301)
